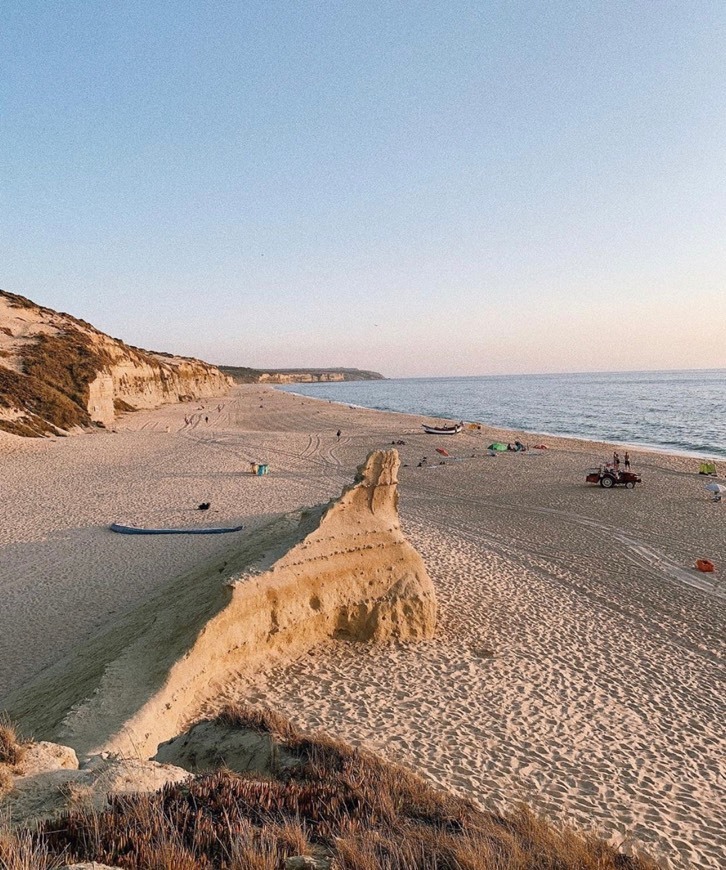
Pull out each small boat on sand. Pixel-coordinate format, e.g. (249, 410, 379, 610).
(422, 423, 463, 435)
(110, 522, 244, 536)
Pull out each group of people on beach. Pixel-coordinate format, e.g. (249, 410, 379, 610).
(612, 450, 631, 471)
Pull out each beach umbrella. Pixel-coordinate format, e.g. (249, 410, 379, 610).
(704, 482, 726, 494)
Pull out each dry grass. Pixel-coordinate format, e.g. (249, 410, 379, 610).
(1, 291, 36, 311)
(0, 716, 25, 801)
(0, 290, 144, 436)
(0, 324, 114, 436)
(0, 703, 657, 869)
(20, 330, 111, 424)
(0, 768, 12, 800)
(218, 704, 301, 743)
(0, 826, 67, 870)
(0, 363, 83, 436)
(0, 719, 25, 768)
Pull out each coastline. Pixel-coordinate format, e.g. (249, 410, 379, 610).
(1, 385, 724, 868)
(276, 383, 726, 464)
(272, 369, 726, 462)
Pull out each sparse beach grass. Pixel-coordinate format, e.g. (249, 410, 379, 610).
(0, 705, 658, 870)
(0, 717, 25, 767)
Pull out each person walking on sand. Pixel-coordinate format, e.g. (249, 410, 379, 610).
(336, 429, 341, 440)
(613, 451, 620, 471)
(624, 451, 630, 470)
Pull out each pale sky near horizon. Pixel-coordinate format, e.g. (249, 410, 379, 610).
(2, 2, 725, 377)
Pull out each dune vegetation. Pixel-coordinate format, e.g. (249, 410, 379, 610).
(0, 705, 657, 870)
(0, 289, 230, 436)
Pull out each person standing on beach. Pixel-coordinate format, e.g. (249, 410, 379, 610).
(613, 451, 620, 470)
(624, 451, 630, 470)
(336, 429, 341, 440)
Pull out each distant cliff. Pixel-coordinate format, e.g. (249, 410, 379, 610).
(220, 366, 384, 384)
(0, 290, 232, 437)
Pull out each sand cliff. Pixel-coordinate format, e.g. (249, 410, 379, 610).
(4, 449, 435, 760)
(0, 290, 231, 435)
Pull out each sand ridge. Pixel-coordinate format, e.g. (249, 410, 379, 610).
(1, 385, 724, 868)
(4, 448, 435, 760)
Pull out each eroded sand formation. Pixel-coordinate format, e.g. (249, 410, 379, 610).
(0, 290, 231, 434)
(3, 450, 435, 773)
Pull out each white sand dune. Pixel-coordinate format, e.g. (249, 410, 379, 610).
(1, 386, 724, 868)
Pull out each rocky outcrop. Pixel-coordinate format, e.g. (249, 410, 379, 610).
(155, 717, 298, 775)
(5, 450, 436, 760)
(0, 740, 189, 828)
(0, 290, 231, 436)
(13, 740, 79, 777)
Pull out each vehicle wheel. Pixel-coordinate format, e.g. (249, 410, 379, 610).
(600, 476, 614, 488)
(625, 481, 635, 489)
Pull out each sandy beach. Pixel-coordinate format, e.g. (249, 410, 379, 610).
(1, 385, 724, 868)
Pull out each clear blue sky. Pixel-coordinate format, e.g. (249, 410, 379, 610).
(2, 2, 725, 376)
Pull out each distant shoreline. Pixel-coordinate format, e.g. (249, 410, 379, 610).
(274, 383, 724, 463)
(274, 371, 726, 462)
(219, 365, 384, 384)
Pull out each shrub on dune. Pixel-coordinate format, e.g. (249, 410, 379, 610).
(5, 704, 658, 869)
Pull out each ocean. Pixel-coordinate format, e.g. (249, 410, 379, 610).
(278, 369, 726, 459)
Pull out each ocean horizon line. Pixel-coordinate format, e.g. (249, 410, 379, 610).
(378, 366, 726, 381)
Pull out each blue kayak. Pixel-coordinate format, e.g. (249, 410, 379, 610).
(110, 522, 244, 536)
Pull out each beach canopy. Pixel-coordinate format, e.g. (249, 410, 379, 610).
(699, 461, 717, 475)
(487, 442, 508, 451)
(704, 482, 726, 494)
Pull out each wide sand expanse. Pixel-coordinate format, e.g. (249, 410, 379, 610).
(1, 386, 724, 868)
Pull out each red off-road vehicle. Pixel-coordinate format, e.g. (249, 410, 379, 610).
(585, 466, 641, 489)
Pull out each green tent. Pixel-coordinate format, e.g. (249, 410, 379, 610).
(699, 461, 717, 475)
(487, 442, 508, 451)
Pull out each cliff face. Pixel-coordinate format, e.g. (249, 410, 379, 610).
(5, 450, 436, 760)
(258, 371, 346, 383)
(0, 290, 231, 436)
(220, 365, 384, 384)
